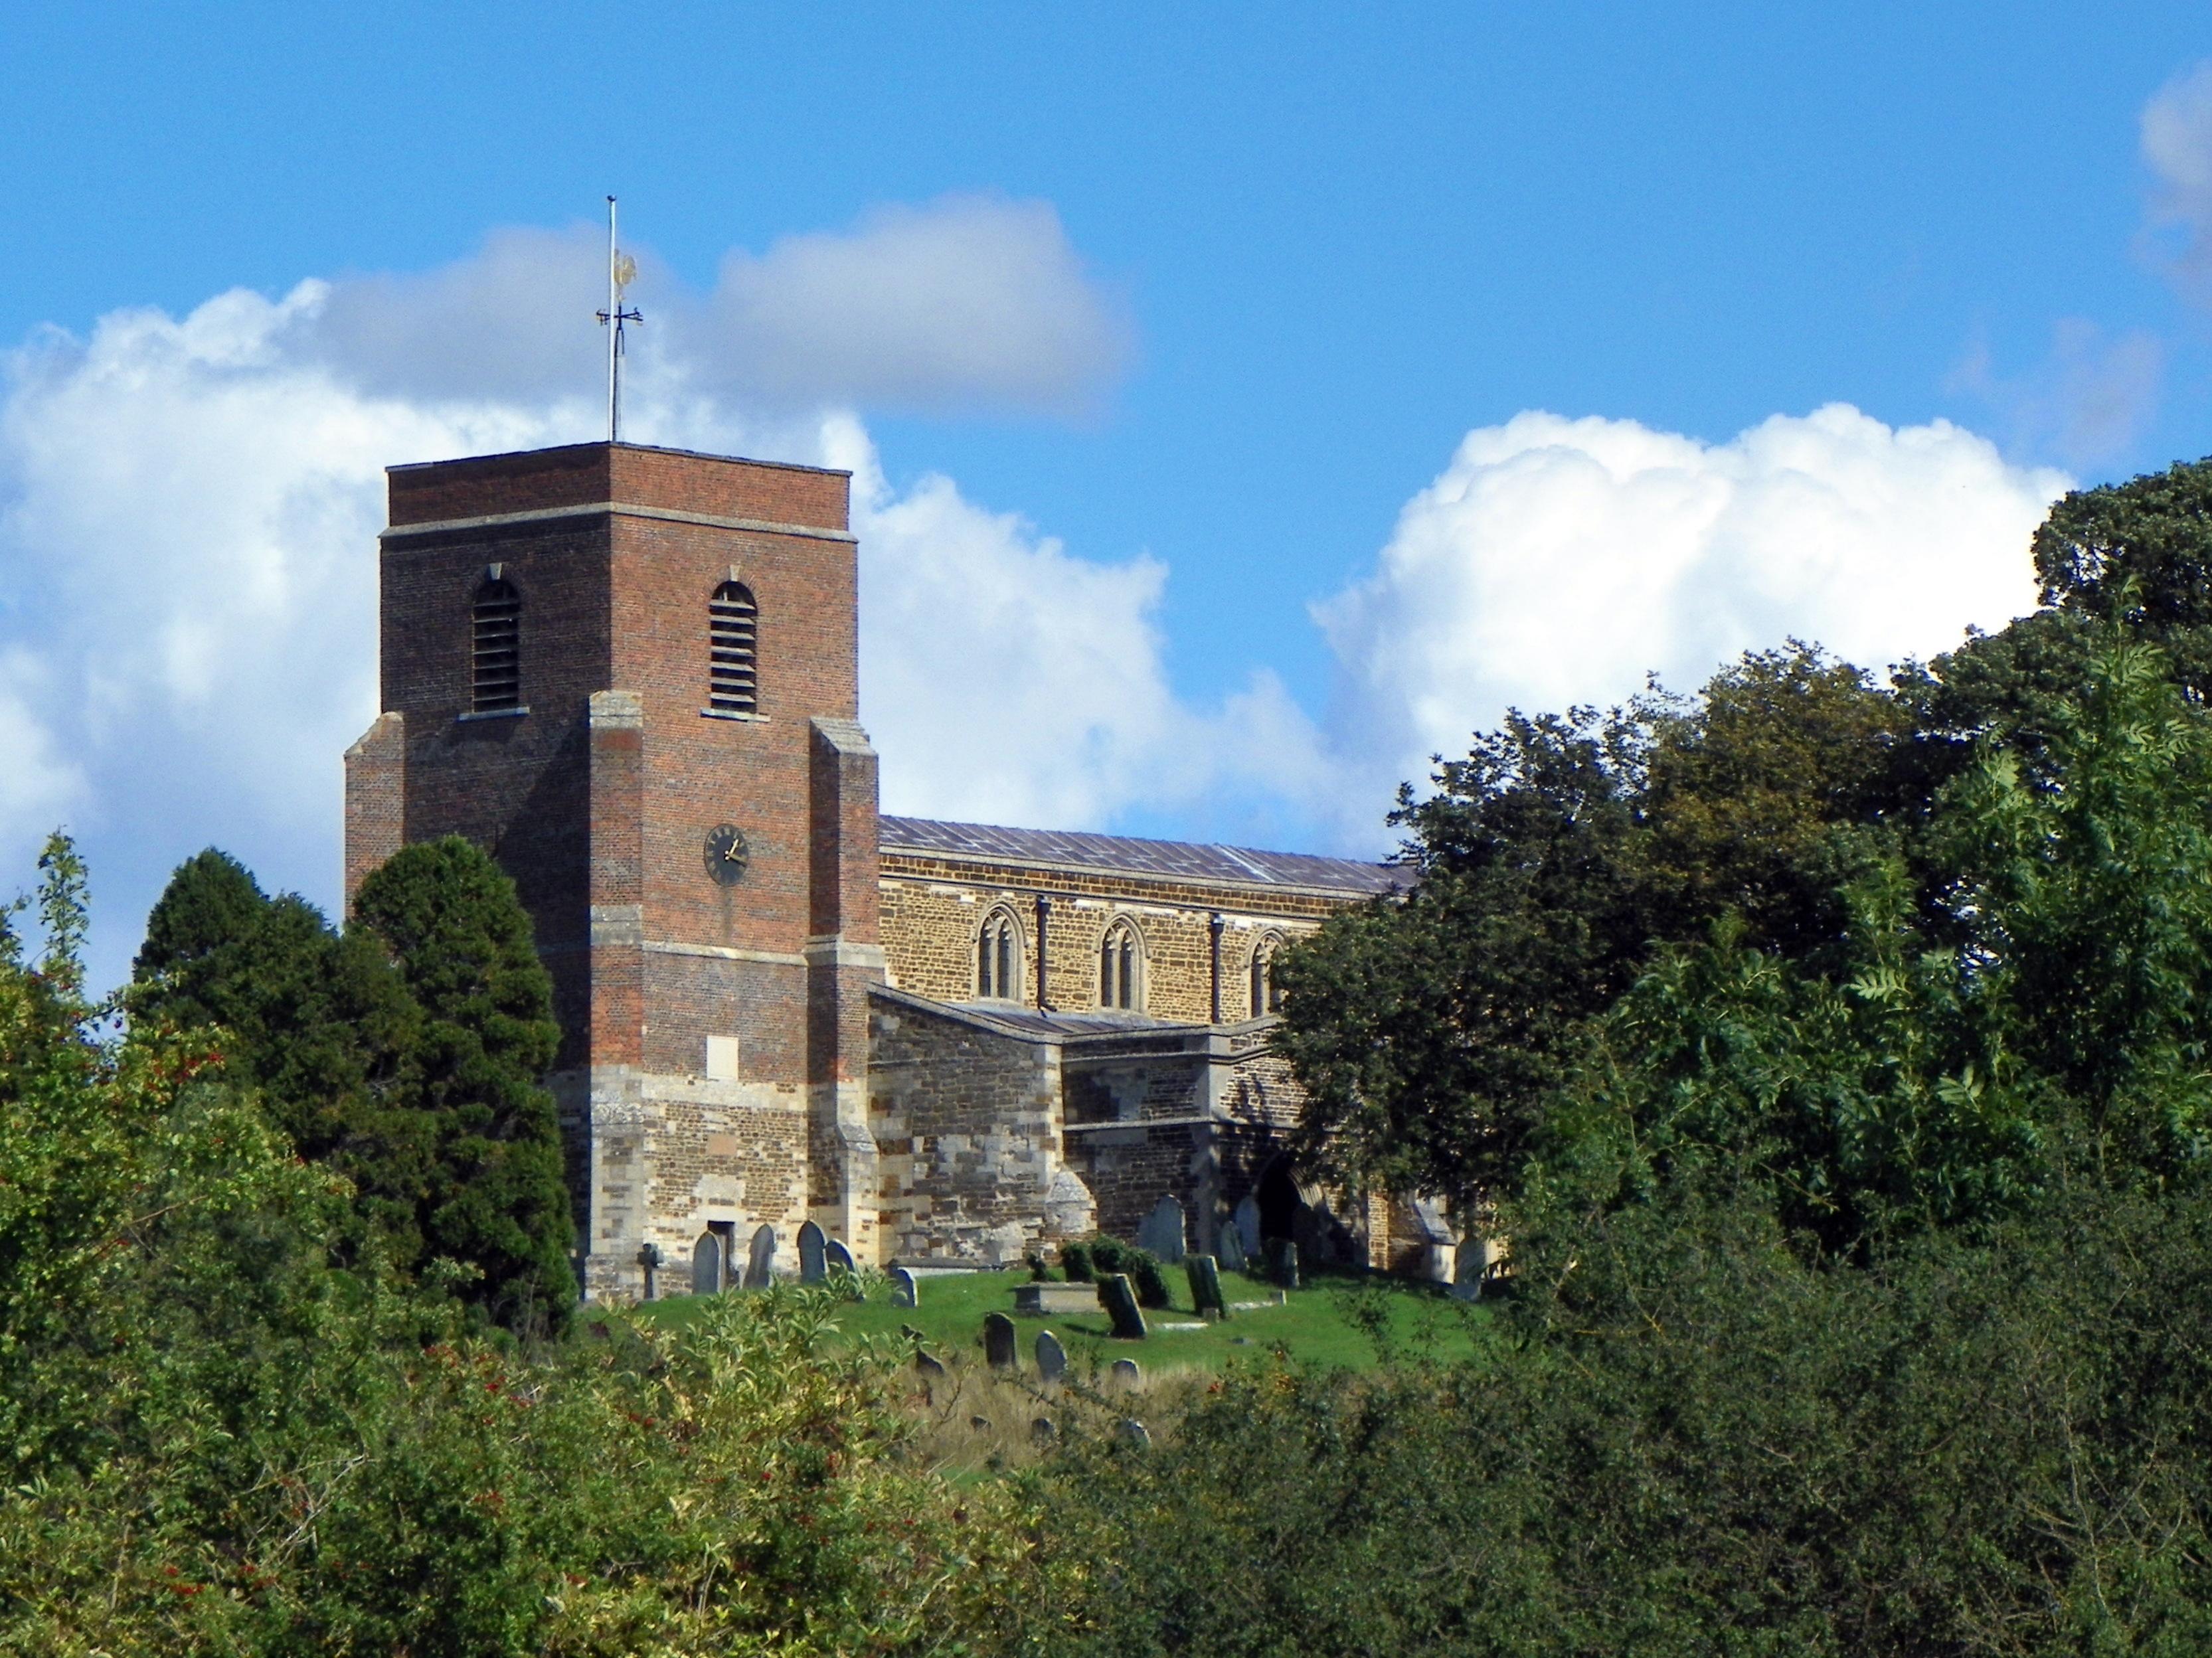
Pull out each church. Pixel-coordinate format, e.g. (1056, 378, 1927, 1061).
(343, 440, 1445, 1299)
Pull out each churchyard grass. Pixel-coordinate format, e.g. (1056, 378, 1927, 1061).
(627, 1265, 1493, 1374)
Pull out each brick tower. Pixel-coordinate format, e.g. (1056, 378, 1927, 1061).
(343, 442, 885, 1299)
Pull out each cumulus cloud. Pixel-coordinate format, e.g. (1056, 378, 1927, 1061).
(830, 422, 1322, 830)
(2144, 59, 2212, 303)
(266, 195, 1129, 416)
(1313, 405, 2067, 817)
(703, 195, 1132, 414)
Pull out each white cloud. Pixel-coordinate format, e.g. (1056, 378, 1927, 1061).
(2144, 59, 2212, 303)
(1313, 405, 2067, 817)
(702, 195, 1132, 414)
(269, 195, 1130, 416)
(830, 420, 1320, 831)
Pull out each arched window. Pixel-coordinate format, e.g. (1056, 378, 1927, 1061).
(1099, 918, 1144, 1011)
(709, 580, 758, 714)
(471, 576, 521, 712)
(976, 906, 1023, 1001)
(1250, 932, 1287, 1017)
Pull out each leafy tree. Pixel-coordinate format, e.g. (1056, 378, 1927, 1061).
(130, 849, 414, 1160)
(1275, 646, 1913, 1218)
(350, 837, 575, 1336)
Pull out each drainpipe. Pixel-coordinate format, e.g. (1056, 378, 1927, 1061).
(1035, 893, 1053, 1011)
(1209, 910, 1225, 1024)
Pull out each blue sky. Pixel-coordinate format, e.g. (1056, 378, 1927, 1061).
(3, 3, 2211, 984)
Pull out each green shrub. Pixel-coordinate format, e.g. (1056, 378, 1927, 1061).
(1060, 1241, 1094, 1282)
(1085, 1236, 1170, 1308)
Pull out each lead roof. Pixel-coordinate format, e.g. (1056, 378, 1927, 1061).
(877, 815, 1401, 898)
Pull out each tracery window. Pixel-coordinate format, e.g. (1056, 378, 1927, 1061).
(471, 576, 522, 712)
(709, 580, 759, 714)
(976, 906, 1023, 1001)
(1250, 932, 1287, 1017)
(1099, 918, 1144, 1012)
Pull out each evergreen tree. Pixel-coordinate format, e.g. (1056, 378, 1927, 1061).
(130, 850, 414, 1161)
(351, 837, 575, 1335)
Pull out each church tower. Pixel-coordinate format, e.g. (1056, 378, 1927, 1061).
(344, 442, 885, 1298)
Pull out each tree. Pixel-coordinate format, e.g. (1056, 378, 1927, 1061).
(350, 837, 575, 1335)
(1274, 646, 1914, 1219)
(130, 850, 414, 1161)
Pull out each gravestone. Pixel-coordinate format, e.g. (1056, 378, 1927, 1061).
(1118, 1418, 1153, 1450)
(1031, 1416, 1058, 1446)
(891, 1267, 918, 1308)
(1185, 1253, 1229, 1319)
(1217, 1217, 1247, 1274)
(983, 1311, 1019, 1372)
(914, 1349, 947, 1381)
(1097, 1272, 1149, 1340)
(1233, 1195, 1263, 1262)
(1451, 1237, 1486, 1303)
(797, 1219, 827, 1285)
(970, 1415, 992, 1432)
(691, 1232, 721, 1297)
(1137, 1194, 1187, 1264)
(1035, 1329, 1068, 1386)
(1110, 1357, 1142, 1388)
(825, 1237, 859, 1294)
(742, 1223, 777, 1289)
(1263, 1236, 1300, 1291)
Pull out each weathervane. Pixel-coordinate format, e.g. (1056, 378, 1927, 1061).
(597, 196, 643, 442)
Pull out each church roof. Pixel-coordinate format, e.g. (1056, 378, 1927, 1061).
(878, 815, 1401, 898)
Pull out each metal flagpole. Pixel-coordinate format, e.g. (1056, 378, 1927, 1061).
(606, 197, 619, 441)
(598, 197, 642, 442)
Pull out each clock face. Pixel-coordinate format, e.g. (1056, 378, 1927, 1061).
(704, 823, 750, 885)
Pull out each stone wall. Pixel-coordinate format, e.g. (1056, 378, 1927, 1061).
(879, 858, 1335, 1022)
(867, 988, 1073, 1263)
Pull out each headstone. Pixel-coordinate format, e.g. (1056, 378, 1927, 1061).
(1031, 1416, 1058, 1446)
(1216, 1217, 1247, 1274)
(1451, 1236, 1486, 1303)
(1185, 1253, 1229, 1319)
(1118, 1418, 1153, 1450)
(1043, 1165, 1098, 1236)
(824, 1237, 859, 1295)
(979, 1220, 1029, 1267)
(797, 1219, 827, 1285)
(742, 1223, 777, 1289)
(970, 1415, 992, 1432)
(983, 1311, 1019, 1372)
(691, 1232, 721, 1296)
(1110, 1357, 1142, 1389)
(1233, 1194, 1262, 1262)
(914, 1348, 946, 1403)
(1263, 1236, 1299, 1291)
(891, 1266, 918, 1308)
(1096, 1272, 1149, 1340)
(1136, 1194, 1187, 1264)
(1035, 1329, 1068, 1386)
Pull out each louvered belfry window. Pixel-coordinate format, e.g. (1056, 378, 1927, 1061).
(471, 576, 521, 712)
(709, 580, 759, 714)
